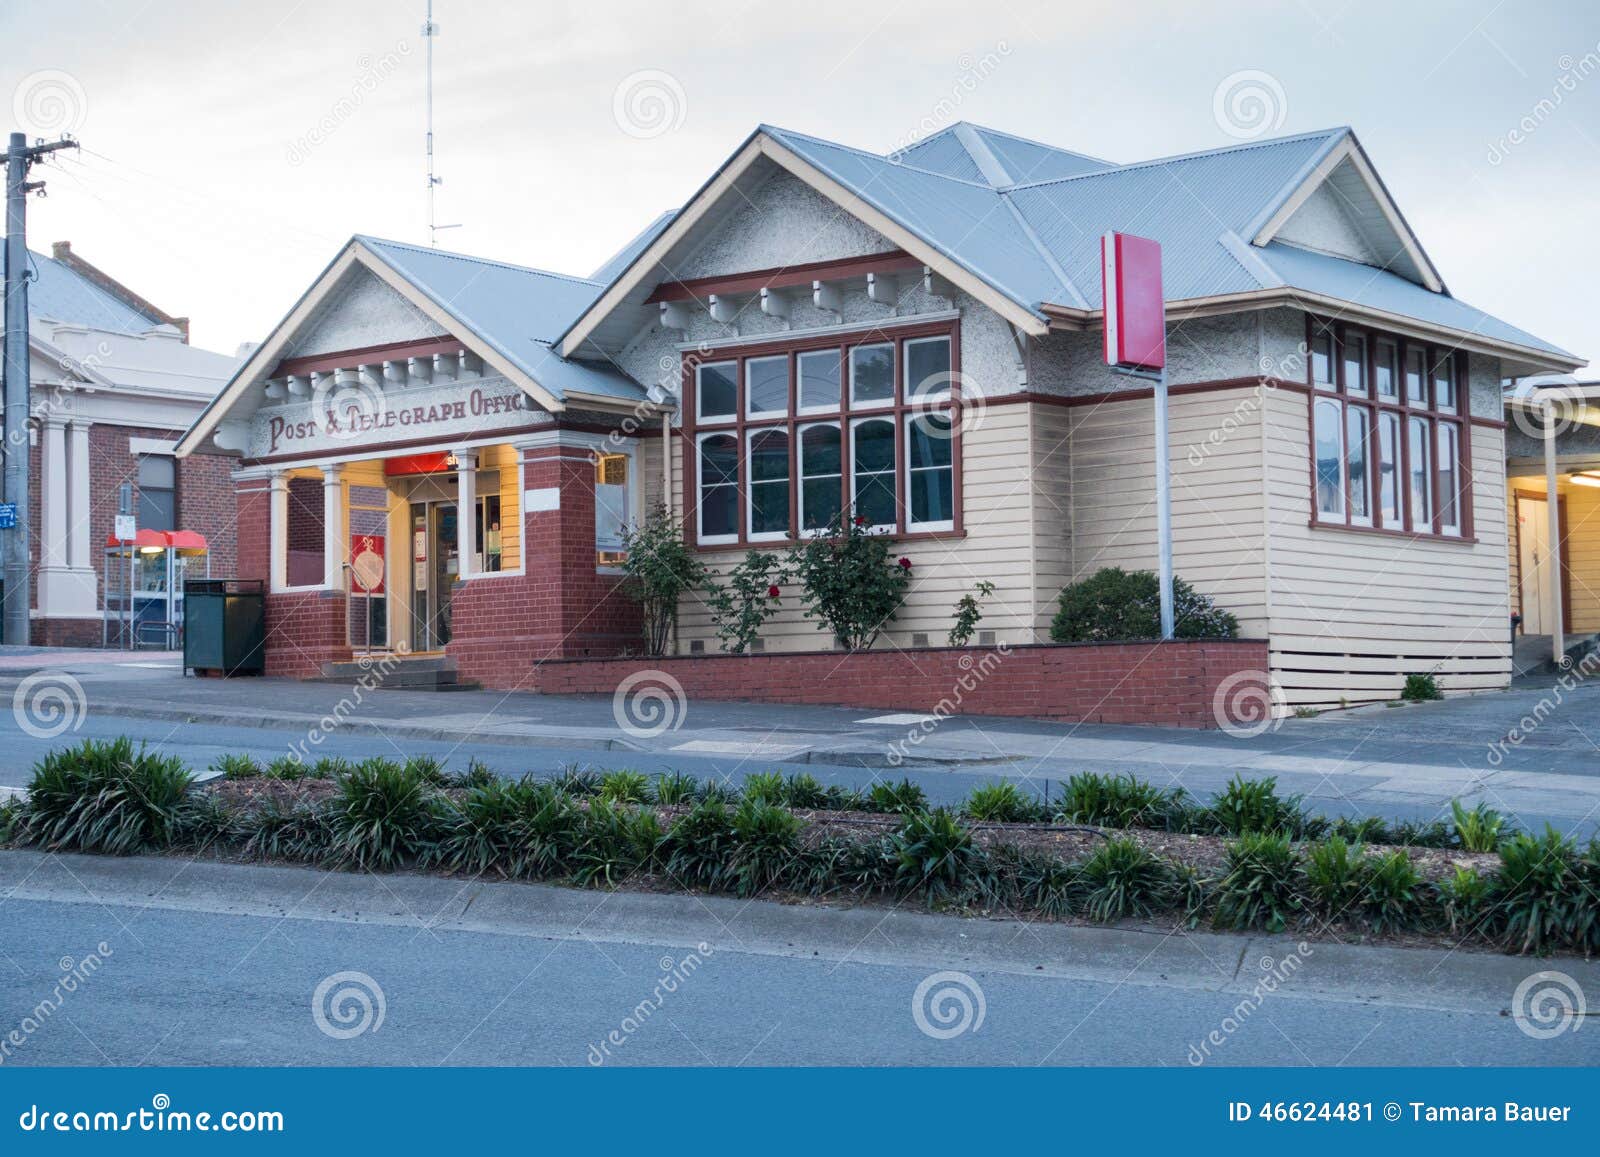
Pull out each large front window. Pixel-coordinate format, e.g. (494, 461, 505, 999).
(687, 325, 960, 545)
(1308, 319, 1470, 538)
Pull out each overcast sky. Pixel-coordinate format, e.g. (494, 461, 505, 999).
(4, 0, 1597, 366)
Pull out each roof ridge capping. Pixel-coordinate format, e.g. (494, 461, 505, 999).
(1007, 125, 1352, 190)
(353, 234, 602, 287)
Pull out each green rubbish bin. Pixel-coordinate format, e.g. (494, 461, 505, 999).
(183, 578, 265, 676)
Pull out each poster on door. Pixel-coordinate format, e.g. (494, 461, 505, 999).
(350, 533, 386, 594)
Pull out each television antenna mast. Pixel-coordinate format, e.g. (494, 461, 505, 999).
(422, 0, 459, 246)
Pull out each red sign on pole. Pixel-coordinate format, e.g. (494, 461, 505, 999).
(350, 533, 386, 595)
(1101, 232, 1166, 371)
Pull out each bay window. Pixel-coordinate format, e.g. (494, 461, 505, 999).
(686, 324, 960, 546)
(1308, 318, 1470, 538)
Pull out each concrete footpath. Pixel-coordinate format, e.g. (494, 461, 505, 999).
(1, 649, 1598, 837)
(1, 850, 1594, 1065)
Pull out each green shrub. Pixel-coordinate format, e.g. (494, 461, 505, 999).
(211, 753, 262, 780)
(1012, 850, 1080, 917)
(619, 504, 706, 656)
(1400, 673, 1443, 702)
(0, 797, 24, 846)
(865, 777, 927, 815)
(1572, 840, 1600, 955)
(1387, 818, 1452, 848)
(1303, 836, 1363, 916)
(598, 769, 650, 805)
(964, 781, 1043, 823)
(1361, 850, 1423, 933)
(1049, 567, 1238, 643)
(1207, 776, 1317, 837)
(891, 809, 981, 906)
(1438, 867, 1492, 938)
(704, 549, 790, 654)
(1056, 772, 1171, 829)
(554, 767, 602, 797)
(403, 755, 450, 787)
(571, 800, 661, 888)
(327, 758, 444, 871)
(428, 778, 576, 879)
(21, 738, 193, 855)
(651, 771, 699, 806)
(309, 756, 354, 780)
(741, 772, 786, 805)
(450, 759, 498, 790)
(1493, 829, 1578, 954)
(1213, 832, 1301, 932)
(1330, 815, 1389, 844)
(1079, 837, 1172, 922)
(175, 794, 238, 849)
(265, 754, 307, 781)
(789, 510, 913, 651)
(660, 799, 736, 890)
(796, 834, 894, 897)
(781, 773, 829, 810)
(240, 797, 335, 863)
(728, 798, 803, 897)
(948, 581, 996, 648)
(1451, 800, 1505, 853)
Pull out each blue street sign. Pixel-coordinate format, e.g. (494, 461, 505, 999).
(0, 502, 16, 529)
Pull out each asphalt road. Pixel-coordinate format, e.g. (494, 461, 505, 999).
(1, 852, 1594, 1067)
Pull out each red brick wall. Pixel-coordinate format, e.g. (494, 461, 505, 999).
(262, 589, 351, 677)
(448, 448, 642, 686)
(520, 640, 1272, 728)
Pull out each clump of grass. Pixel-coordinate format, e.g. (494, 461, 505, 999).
(211, 753, 262, 780)
(240, 796, 335, 863)
(781, 773, 830, 810)
(1360, 849, 1423, 933)
(728, 798, 803, 897)
(651, 771, 699, 806)
(450, 758, 498, 790)
(309, 756, 354, 779)
(598, 769, 650, 805)
(1012, 850, 1080, 917)
(660, 799, 736, 890)
(1079, 837, 1172, 922)
(1303, 835, 1363, 916)
(1206, 775, 1319, 838)
(264, 754, 308, 781)
(866, 777, 928, 815)
(571, 799, 661, 888)
(327, 758, 444, 871)
(891, 808, 980, 906)
(20, 738, 193, 855)
(741, 772, 786, 805)
(554, 767, 601, 797)
(964, 781, 1043, 823)
(1213, 832, 1301, 932)
(403, 755, 451, 787)
(1400, 672, 1443, 702)
(1492, 828, 1577, 954)
(1438, 866, 1492, 938)
(1056, 772, 1171, 829)
(1451, 800, 1506, 853)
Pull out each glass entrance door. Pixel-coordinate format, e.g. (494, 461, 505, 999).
(408, 500, 458, 651)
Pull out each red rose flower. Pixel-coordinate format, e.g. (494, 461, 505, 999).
(853, 515, 867, 527)
(897, 556, 913, 570)
(767, 584, 781, 599)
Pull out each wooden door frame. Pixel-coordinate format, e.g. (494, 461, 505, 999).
(1513, 488, 1572, 632)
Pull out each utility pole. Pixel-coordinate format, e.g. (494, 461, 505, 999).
(4, 130, 78, 645)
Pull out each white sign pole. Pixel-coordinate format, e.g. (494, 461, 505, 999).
(1154, 363, 1174, 640)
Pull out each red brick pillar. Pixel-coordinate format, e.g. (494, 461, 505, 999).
(448, 438, 643, 689)
(237, 473, 350, 677)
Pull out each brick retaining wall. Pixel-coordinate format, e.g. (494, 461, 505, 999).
(524, 639, 1270, 728)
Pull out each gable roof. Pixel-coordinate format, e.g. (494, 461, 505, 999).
(560, 122, 1579, 373)
(23, 248, 166, 334)
(177, 236, 649, 456)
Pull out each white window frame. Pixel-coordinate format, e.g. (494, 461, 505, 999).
(1437, 423, 1461, 535)
(1313, 397, 1345, 518)
(1344, 404, 1372, 527)
(902, 335, 953, 404)
(1408, 415, 1433, 530)
(744, 426, 791, 543)
(797, 421, 842, 538)
(797, 348, 842, 416)
(695, 430, 740, 546)
(904, 412, 954, 533)
(744, 354, 789, 420)
(848, 342, 896, 409)
(849, 415, 897, 533)
(594, 445, 637, 575)
(695, 360, 739, 424)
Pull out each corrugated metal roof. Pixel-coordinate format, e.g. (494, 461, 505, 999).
(357, 236, 646, 403)
(24, 248, 162, 334)
(972, 126, 1114, 184)
(1260, 241, 1575, 359)
(590, 210, 677, 283)
(894, 129, 988, 184)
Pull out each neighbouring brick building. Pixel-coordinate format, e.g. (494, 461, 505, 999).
(8, 243, 242, 646)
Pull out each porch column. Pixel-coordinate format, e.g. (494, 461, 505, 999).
(1544, 401, 1565, 665)
(322, 463, 345, 590)
(40, 415, 69, 568)
(269, 471, 288, 592)
(66, 420, 91, 570)
(454, 448, 477, 580)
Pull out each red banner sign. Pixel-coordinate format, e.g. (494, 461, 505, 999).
(1101, 232, 1166, 371)
(350, 533, 386, 595)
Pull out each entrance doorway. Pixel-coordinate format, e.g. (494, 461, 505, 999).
(1516, 493, 1563, 634)
(409, 500, 458, 651)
